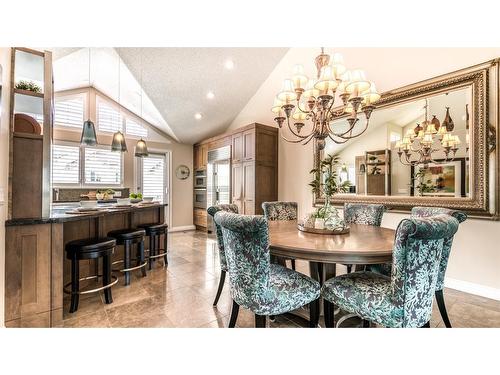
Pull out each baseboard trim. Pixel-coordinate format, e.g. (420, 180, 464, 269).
(169, 225, 196, 233)
(445, 277, 500, 301)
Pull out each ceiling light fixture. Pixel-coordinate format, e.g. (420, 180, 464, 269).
(224, 59, 234, 70)
(194, 113, 203, 120)
(271, 47, 380, 150)
(206, 91, 215, 99)
(111, 49, 127, 153)
(80, 48, 98, 146)
(135, 48, 149, 158)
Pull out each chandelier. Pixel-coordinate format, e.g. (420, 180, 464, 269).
(395, 99, 461, 168)
(271, 48, 380, 150)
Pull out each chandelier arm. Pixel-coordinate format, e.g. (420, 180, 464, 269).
(327, 133, 351, 144)
(285, 116, 310, 139)
(279, 132, 310, 144)
(296, 100, 313, 114)
(333, 117, 370, 140)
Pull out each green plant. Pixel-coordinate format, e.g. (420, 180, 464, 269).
(411, 169, 435, 196)
(15, 80, 42, 93)
(309, 154, 351, 201)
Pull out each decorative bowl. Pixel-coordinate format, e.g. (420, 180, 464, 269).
(116, 198, 131, 205)
(80, 200, 98, 208)
(142, 196, 154, 202)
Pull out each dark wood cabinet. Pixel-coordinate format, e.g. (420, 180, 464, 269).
(242, 129, 255, 161)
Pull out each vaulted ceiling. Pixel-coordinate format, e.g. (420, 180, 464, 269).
(50, 48, 288, 144)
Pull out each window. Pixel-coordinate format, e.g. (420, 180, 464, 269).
(140, 154, 165, 201)
(84, 147, 122, 185)
(390, 132, 401, 142)
(126, 118, 148, 138)
(52, 144, 80, 184)
(97, 98, 123, 133)
(54, 96, 84, 128)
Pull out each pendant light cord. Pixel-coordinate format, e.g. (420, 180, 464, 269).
(88, 47, 91, 119)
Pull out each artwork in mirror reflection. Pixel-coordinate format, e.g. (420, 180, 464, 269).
(324, 86, 471, 198)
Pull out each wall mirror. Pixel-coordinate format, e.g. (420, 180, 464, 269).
(314, 59, 500, 219)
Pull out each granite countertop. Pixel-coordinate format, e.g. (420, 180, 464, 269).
(5, 202, 168, 226)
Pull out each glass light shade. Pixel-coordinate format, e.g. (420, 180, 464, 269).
(361, 82, 381, 105)
(437, 124, 448, 136)
(405, 129, 415, 139)
(277, 79, 297, 102)
(314, 65, 339, 92)
(344, 102, 354, 114)
(292, 108, 307, 121)
(395, 140, 402, 149)
(402, 136, 411, 145)
(111, 131, 127, 152)
(271, 97, 284, 114)
(345, 69, 370, 95)
(453, 135, 461, 145)
(80, 119, 98, 146)
(422, 133, 434, 146)
(417, 130, 425, 139)
(291, 64, 308, 89)
(135, 138, 149, 157)
(338, 70, 352, 93)
(303, 79, 320, 99)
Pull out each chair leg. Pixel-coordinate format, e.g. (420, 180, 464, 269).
(69, 255, 80, 313)
(362, 319, 370, 328)
(213, 270, 226, 306)
(103, 254, 113, 304)
(435, 289, 452, 328)
(309, 299, 320, 328)
(323, 300, 335, 328)
(291, 259, 296, 270)
(163, 232, 168, 266)
(228, 300, 239, 328)
(346, 265, 352, 273)
(255, 314, 267, 328)
(138, 240, 147, 277)
(124, 241, 131, 286)
(148, 235, 155, 270)
(421, 321, 430, 328)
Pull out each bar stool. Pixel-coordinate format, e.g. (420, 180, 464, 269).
(137, 223, 168, 270)
(107, 228, 147, 285)
(64, 237, 118, 313)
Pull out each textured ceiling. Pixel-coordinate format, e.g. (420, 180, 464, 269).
(116, 48, 288, 144)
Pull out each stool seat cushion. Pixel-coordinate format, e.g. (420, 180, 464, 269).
(66, 237, 116, 254)
(108, 228, 146, 240)
(137, 223, 168, 234)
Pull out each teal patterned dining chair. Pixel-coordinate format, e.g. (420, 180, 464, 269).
(262, 201, 298, 270)
(214, 211, 320, 328)
(368, 206, 466, 327)
(322, 214, 459, 328)
(207, 204, 239, 306)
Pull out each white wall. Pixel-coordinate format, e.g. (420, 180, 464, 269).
(228, 47, 500, 299)
(0, 48, 12, 327)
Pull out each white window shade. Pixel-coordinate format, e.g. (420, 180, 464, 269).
(52, 144, 80, 184)
(54, 96, 84, 128)
(142, 155, 164, 201)
(84, 147, 122, 185)
(126, 118, 148, 138)
(97, 99, 123, 133)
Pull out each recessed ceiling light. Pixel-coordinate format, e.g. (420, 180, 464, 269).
(206, 91, 215, 99)
(194, 113, 203, 120)
(224, 59, 235, 70)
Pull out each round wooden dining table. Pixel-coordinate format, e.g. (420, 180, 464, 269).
(268, 220, 395, 283)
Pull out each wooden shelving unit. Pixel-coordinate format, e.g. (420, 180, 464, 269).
(365, 149, 391, 196)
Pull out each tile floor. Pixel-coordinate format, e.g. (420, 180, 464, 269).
(62, 230, 500, 328)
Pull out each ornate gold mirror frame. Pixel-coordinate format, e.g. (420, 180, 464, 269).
(314, 59, 500, 219)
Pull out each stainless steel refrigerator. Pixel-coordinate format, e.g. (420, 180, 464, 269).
(206, 145, 231, 234)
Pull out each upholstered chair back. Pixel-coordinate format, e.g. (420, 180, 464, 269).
(262, 201, 298, 221)
(343, 203, 385, 226)
(411, 206, 466, 291)
(207, 204, 239, 271)
(213, 211, 270, 311)
(390, 214, 459, 327)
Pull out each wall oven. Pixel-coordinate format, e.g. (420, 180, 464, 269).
(194, 169, 207, 189)
(193, 188, 207, 209)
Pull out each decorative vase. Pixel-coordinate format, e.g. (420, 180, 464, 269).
(442, 107, 454, 131)
(314, 218, 325, 230)
(303, 213, 316, 228)
(431, 115, 441, 132)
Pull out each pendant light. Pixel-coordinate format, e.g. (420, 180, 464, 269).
(111, 49, 128, 152)
(135, 48, 149, 157)
(81, 48, 98, 146)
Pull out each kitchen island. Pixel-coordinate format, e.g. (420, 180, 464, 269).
(4, 202, 168, 327)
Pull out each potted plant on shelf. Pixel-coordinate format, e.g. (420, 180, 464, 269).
(308, 154, 351, 230)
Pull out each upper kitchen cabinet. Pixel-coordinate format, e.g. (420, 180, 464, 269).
(231, 132, 243, 163)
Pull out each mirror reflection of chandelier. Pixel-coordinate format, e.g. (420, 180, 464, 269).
(395, 99, 461, 168)
(271, 48, 380, 150)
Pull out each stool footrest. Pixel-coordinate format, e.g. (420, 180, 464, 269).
(111, 259, 148, 273)
(63, 275, 118, 295)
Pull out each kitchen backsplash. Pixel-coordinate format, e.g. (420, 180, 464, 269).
(53, 188, 130, 202)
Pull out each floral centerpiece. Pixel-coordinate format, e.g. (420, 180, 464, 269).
(306, 154, 351, 230)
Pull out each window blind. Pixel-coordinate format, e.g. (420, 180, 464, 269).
(97, 100, 123, 133)
(126, 118, 148, 138)
(142, 155, 164, 201)
(54, 97, 84, 128)
(84, 147, 122, 185)
(52, 144, 80, 184)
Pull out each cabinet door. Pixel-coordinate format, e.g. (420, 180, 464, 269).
(242, 129, 255, 161)
(232, 133, 243, 163)
(242, 161, 255, 215)
(201, 143, 208, 168)
(231, 163, 243, 213)
(193, 145, 200, 170)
